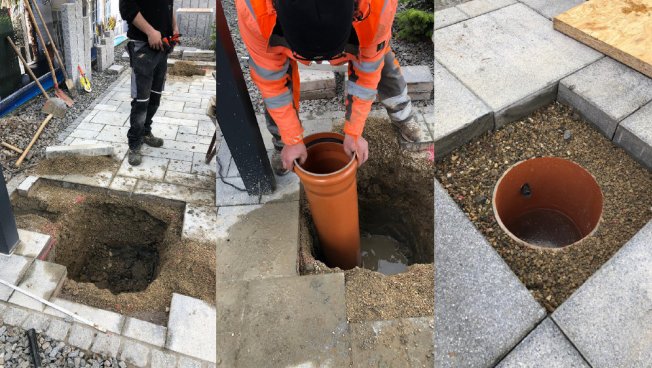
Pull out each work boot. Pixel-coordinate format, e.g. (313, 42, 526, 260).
(143, 133, 164, 147)
(271, 150, 290, 176)
(128, 147, 142, 166)
(393, 117, 423, 143)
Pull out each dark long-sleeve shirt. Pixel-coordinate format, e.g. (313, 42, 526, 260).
(119, 0, 174, 42)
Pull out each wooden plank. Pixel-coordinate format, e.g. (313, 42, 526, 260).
(554, 0, 652, 78)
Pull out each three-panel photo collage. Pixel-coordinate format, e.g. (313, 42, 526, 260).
(0, 0, 650, 366)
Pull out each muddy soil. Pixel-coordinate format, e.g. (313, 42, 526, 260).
(436, 102, 652, 311)
(169, 61, 206, 77)
(12, 184, 216, 325)
(299, 117, 434, 322)
(29, 156, 120, 176)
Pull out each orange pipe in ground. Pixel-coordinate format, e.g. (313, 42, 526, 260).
(294, 132, 360, 269)
(493, 157, 603, 249)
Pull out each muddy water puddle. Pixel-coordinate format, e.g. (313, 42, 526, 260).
(360, 234, 409, 275)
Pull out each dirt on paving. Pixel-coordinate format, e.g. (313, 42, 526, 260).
(299, 117, 434, 322)
(436, 102, 652, 311)
(169, 61, 206, 77)
(12, 183, 216, 325)
(29, 156, 120, 176)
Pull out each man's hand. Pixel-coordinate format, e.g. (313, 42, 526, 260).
(281, 142, 308, 172)
(343, 134, 369, 166)
(147, 29, 163, 50)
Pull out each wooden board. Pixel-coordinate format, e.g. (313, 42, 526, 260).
(554, 0, 652, 78)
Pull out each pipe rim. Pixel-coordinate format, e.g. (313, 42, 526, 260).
(293, 133, 357, 177)
(491, 157, 603, 251)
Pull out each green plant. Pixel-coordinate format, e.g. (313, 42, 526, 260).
(395, 8, 434, 42)
(399, 0, 434, 12)
(209, 23, 215, 50)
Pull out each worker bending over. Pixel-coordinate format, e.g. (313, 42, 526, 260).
(237, 0, 421, 175)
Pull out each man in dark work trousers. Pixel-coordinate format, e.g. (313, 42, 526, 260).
(119, 0, 178, 166)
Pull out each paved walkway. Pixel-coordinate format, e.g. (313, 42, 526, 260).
(434, 0, 652, 366)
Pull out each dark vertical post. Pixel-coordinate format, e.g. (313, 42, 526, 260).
(0, 165, 19, 255)
(215, 0, 276, 195)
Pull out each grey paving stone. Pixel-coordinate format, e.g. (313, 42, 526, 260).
(614, 101, 652, 171)
(21, 312, 51, 333)
(456, 0, 516, 17)
(120, 341, 150, 367)
(216, 201, 299, 284)
(121, 317, 167, 347)
(519, 0, 584, 20)
(166, 293, 216, 363)
(434, 61, 493, 158)
(9, 260, 67, 311)
(91, 332, 122, 356)
(496, 318, 589, 367)
(402, 65, 434, 93)
(552, 220, 652, 368)
(228, 273, 350, 367)
(350, 317, 434, 366)
(434, 181, 546, 368)
(67, 324, 97, 350)
(1, 306, 29, 326)
(45, 318, 71, 341)
(14, 229, 50, 258)
(435, 7, 469, 30)
(559, 57, 652, 138)
(16, 176, 39, 196)
(107, 64, 125, 75)
(150, 350, 177, 368)
(44, 297, 124, 334)
(178, 357, 203, 368)
(0, 255, 33, 301)
(434, 3, 602, 128)
(182, 204, 219, 244)
(299, 69, 336, 92)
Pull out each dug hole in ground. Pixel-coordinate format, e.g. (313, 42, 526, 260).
(299, 117, 434, 323)
(11, 171, 216, 325)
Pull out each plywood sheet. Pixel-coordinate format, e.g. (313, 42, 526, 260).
(554, 0, 652, 78)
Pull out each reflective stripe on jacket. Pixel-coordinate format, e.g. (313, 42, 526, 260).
(236, 0, 397, 145)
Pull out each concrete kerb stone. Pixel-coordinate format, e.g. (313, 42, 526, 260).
(552, 221, 652, 367)
(166, 293, 216, 362)
(518, 0, 585, 20)
(614, 100, 652, 171)
(434, 181, 546, 368)
(0, 255, 33, 301)
(46, 144, 115, 159)
(434, 3, 602, 129)
(16, 176, 39, 196)
(496, 318, 590, 367)
(558, 57, 652, 139)
(8, 260, 67, 312)
(433, 61, 493, 158)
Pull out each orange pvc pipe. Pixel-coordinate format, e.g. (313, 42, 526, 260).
(493, 157, 603, 249)
(294, 132, 361, 269)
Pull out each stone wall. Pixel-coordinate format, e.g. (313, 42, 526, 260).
(60, 2, 92, 88)
(176, 8, 213, 50)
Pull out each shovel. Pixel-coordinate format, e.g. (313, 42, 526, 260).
(27, 0, 76, 96)
(24, 0, 73, 107)
(6, 37, 67, 118)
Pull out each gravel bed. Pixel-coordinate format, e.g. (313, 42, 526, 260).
(436, 102, 652, 311)
(221, 0, 433, 118)
(0, 45, 128, 183)
(0, 323, 126, 368)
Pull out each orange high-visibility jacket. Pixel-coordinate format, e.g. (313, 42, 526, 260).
(236, 0, 397, 145)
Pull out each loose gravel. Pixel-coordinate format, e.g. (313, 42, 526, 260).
(0, 322, 126, 368)
(436, 102, 652, 311)
(221, 0, 433, 118)
(0, 42, 129, 184)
